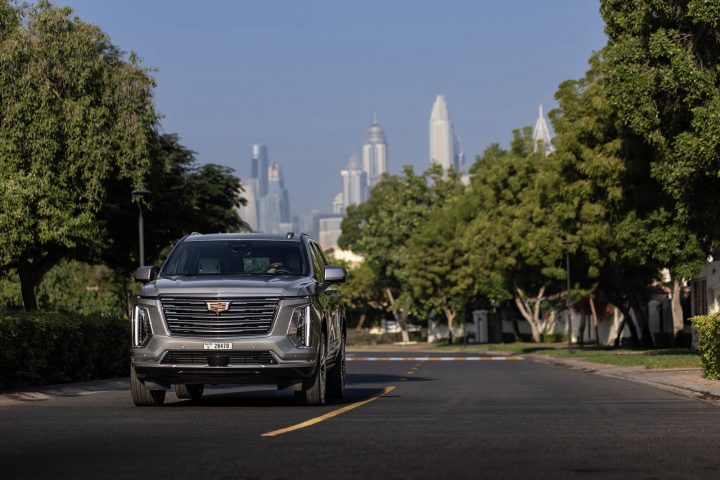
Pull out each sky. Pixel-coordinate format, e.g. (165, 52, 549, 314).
(61, 0, 607, 216)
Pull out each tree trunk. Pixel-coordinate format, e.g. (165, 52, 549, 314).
(18, 268, 39, 311)
(514, 287, 545, 343)
(17, 258, 53, 312)
(355, 312, 367, 332)
(385, 288, 410, 343)
(629, 296, 656, 349)
(442, 305, 456, 344)
(670, 278, 684, 346)
(577, 314, 587, 346)
(589, 296, 600, 345)
(617, 304, 641, 347)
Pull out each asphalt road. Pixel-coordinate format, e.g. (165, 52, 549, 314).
(2, 352, 720, 479)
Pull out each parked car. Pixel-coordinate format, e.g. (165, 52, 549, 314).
(130, 232, 346, 406)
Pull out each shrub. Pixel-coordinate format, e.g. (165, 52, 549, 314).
(0, 312, 129, 389)
(691, 313, 720, 380)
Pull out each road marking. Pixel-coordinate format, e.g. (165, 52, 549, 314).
(347, 356, 523, 362)
(260, 386, 396, 437)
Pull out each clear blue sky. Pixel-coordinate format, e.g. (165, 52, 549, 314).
(61, 0, 606, 216)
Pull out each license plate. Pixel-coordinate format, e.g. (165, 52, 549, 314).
(203, 342, 233, 350)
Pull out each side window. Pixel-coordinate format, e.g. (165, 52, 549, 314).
(309, 242, 325, 283)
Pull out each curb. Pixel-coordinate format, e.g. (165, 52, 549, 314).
(0, 378, 129, 407)
(529, 354, 720, 407)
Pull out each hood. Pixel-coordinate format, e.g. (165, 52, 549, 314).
(139, 275, 316, 298)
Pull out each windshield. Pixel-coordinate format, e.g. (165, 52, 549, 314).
(161, 240, 307, 276)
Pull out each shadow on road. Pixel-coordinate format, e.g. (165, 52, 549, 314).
(166, 386, 392, 407)
(346, 373, 434, 384)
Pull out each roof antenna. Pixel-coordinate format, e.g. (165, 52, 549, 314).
(373, 112, 378, 124)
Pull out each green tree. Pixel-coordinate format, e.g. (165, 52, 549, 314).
(101, 133, 248, 278)
(396, 175, 468, 340)
(339, 165, 455, 342)
(0, 1, 158, 310)
(462, 131, 569, 342)
(598, 0, 720, 343)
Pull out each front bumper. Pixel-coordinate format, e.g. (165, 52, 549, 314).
(131, 296, 318, 386)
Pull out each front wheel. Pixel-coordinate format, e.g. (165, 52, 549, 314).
(327, 338, 345, 399)
(175, 384, 204, 401)
(130, 365, 166, 407)
(295, 332, 327, 406)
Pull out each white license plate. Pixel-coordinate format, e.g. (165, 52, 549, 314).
(203, 342, 233, 350)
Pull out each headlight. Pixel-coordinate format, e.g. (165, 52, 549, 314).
(287, 305, 311, 347)
(132, 305, 152, 347)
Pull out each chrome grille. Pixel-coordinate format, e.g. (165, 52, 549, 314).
(160, 297, 278, 337)
(161, 351, 276, 365)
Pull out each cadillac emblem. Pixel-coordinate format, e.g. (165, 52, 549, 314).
(206, 301, 230, 313)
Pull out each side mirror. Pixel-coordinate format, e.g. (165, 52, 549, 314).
(134, 266, 158, 283)
(324, 266, 347, 284)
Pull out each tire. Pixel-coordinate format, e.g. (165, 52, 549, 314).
(175, 384, 204, 401)
(327, 337, 345, 399)
(130, 365, 166, 407)
(295, 332, 327, 406)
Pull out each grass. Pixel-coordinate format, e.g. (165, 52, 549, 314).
(434, 342, 700, 369)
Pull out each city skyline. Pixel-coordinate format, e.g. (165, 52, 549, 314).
(61, 0, 606, 216)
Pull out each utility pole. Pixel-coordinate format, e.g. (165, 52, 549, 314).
(132, 190, 151, 267)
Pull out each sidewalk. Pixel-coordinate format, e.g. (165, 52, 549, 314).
(531, 354, 720, 406)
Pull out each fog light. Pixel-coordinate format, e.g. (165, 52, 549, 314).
(287, 305, 311, 347)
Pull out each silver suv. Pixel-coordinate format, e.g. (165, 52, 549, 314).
(130, 232, 347, 407)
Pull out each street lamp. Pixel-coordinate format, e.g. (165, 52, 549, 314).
(562, 241, 573, 353)
(131, 189, 151, 267)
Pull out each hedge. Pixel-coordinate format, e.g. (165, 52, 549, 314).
(692, 312, 720, 380)
(0, 311, 129, 389)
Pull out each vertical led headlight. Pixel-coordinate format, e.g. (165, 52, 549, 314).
(287, 305, 311, 347)
(132, 305, 152, 347)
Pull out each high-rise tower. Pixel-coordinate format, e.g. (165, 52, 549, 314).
(341, 154, 368, 210)
(429, 95, 459, 172)
(251, 144, 269, 196)
(361, 115, 388, 188)
(533, 105, 555, 154)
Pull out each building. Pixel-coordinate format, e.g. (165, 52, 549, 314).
(361, 115, 388, 188)
(251, 144, 269, 196)
(239, 145, 292, 234)
(532, 105, 555, 154)
(318, 214, 344, 251)
(340, 154, 367, 210)
(429, 95, 462, 172)
(236, 177, 259, 231)
(332, 193, 344, 215)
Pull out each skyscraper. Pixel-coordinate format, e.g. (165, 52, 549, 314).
(340, 154, 368, 210)
(429, 95, 460, 172)
(533, 104, 555, 154)
(258, 163, 291, 233)
(240, 145, 292, 234)
(251, 144, 269, 196)
(361, 115, 388, 187)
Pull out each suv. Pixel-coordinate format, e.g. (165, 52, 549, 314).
(130, 232, 347, 407)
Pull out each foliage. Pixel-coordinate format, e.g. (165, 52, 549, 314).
(0, 1, 158, 309)
(0, 311, 128, 388)
(396, 177, 468, 328)
(692, 313, 720, 380)
(339, 165, 462, 338)
(101, 133, 248, 276)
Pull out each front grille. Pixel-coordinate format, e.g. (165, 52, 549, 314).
(161, 350, 276, 365)
(160, 297, 279, 337)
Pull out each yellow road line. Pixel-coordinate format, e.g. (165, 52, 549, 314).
(261, 386, 396, 437)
